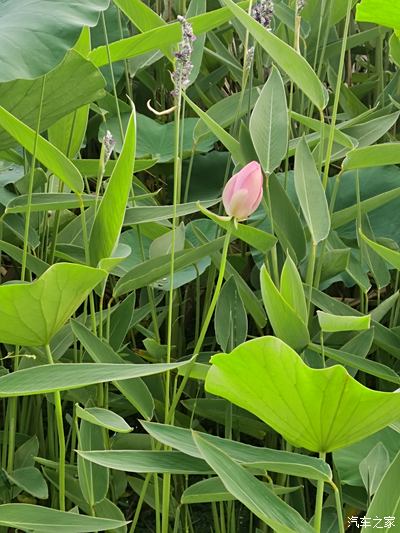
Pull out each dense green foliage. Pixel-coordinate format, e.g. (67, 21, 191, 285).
(0, 0, 400, 532)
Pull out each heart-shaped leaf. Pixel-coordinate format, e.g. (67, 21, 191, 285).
(205, 336, 400, 452)
(0, 263, 107, 346)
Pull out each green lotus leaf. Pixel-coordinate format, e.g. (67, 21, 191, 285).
(205, 336, 400, 452)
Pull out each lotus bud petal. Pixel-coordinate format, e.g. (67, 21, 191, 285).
(222, 161, 263, 221)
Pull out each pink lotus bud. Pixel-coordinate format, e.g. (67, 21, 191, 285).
(222, 161, 264, 220)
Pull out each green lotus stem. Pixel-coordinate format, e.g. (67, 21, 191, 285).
(331, 481, 345, 533)
(321, 0, 352, 189)
(166, 226, 232, 423)
(313, 451, 326, 532)
(21, 75, 46, 281)
(45, 344, 66, 511)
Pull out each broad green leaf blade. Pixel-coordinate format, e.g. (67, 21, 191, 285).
(0, 0, 109, 82)
(0, 49, 105, 151)
(78, 419, 109, 507)
(356, 0, 400, 30)
(0, 263, 106, 346)
(124, 199, 219, 225)
(269, 173, 306, 261)
(197, 204, 277, 253)
(359, 442, 390, 496)
(71, 320, 154, 420)
(310, 287, 400, 360)
(362, 450, 400, 532)
(181, 477, 298, 504)
(0, 503, 127, 532)
(360, 230, 400, 270)
(6, 193, 96, 214)
(317, 312, 371, 332)
(294, 137, 330, 244)
(7, 467, 48, 500)
(0, 359, 191, 397)
(290, 111, 355, 149)
(309, 343, 400, 386)
(141, 421, 333, 482)
(0, 106, 83, 193)
(205, 336, 400, 452)
(280, 255, 308, 325)
(260, 265, 310, 351)
(89, 110, 136, 266)
(215, 277, 247, 352)
(76, 406, 132, 433)
(192, 432, 314, 533)
(343, 143, 400, 170)
(250, 66, 288, 174)
(89, 1, 250, 65)
(115, 0, 165, 31)
(332, 185, 400, 230)
(221, 0, 328, 110)
(77, 450, 211, 474)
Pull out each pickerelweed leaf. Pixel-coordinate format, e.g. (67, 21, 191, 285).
(77, 417, 109, 507)
(0, 359, 192, 397)
(181, 477, 300, 504)
(89, 110, 136, 266)
(77, 450, 212, 475)
(361, 450, 400, 532)
(205, 336, 400, 452)
(71, 320, 154, 420)
(192, 432, 314, 533)
(141, 421, 332, 482)
(250, 66, 288, 174)
(260, 265, 310, 351)
(294, 137, 330, 244)
(317, 311, 371, 332)
(75, 406, 132, 434)
(0, 263, 107, 346)
(0, 503, 127, 532)
(343, 143, 400, 170)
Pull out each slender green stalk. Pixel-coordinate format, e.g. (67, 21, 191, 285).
(306, 242, 317, 319)
(167, 227, 232, 422)
(21, 75, 46, 281)
(313, 452, 326, 532)
(331, 482, 345, 533)
(45, 344, 66, 511)
(162, 78, 183, 533)
(321, 0, 353, 189)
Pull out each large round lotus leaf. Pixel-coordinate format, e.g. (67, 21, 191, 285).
(205, 336, 400, 453)
(0, 0, 109, 82)
(0, 263, 107, 346)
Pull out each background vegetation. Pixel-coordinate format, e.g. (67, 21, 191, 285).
(1, 0, 400, 531)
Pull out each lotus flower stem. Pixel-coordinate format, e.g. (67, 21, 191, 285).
(166, 226, 232, 423)
(45, 344, 66, 511)
(314, 451, 326, 532)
